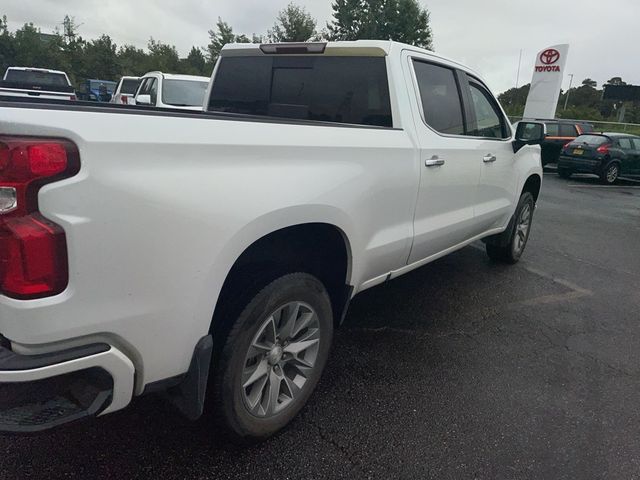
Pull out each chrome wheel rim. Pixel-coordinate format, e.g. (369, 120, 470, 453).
(607, 165, 618, 183)
(512, 202, 532, 256)
(241, 301, 321, 418)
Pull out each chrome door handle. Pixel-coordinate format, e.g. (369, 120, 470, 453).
(425, 156, 445, 167)
(483, 154, 497, 163)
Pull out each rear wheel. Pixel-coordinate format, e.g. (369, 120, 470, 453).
(212, 272, 333, 441)
(558, 168, 572, 179)
(486, 192, 535, 264)
(600, 162, 619, 185)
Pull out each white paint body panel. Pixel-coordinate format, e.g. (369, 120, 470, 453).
(0, 41, 541, 412)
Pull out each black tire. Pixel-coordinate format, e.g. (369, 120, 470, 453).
(600, 162, 620, 185)
(558, 168, 572, 179)
(486, 192, 535, 264)
(212, 272, 333, 441)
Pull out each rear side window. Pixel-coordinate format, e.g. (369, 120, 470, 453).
(209, 56, 392, 127)
(632, 139, 640, 150)
(617, 138, 633, 149)
(412, 60, 465, 135)
(575, 135, 609, 146)
(162, 80, 208, 107)
(559, 124, 577, 137)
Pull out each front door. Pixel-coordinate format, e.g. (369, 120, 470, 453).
(462, 75, 519, 231)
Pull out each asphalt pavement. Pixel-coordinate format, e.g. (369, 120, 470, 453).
(2, 173, 640, 479)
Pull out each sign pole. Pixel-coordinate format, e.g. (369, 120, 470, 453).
(563, 73, 574, 111)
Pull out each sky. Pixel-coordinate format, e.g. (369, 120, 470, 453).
(3, 0, 639, 94)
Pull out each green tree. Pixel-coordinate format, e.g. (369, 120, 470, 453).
(0, 15, 16, 74)
(605, 77, 626, 86)
(207, 18, 252, 64)
(82, 34, 119, 80)
(118, 44, 149, 76)
(498, 84, 530, 117)
(147, 38, 180, 72)
(13, 23, 66, 70)
(181, 46, 207, 75)
(268, 3, 317, 42)
(581, 78, 597, 88)
(327, 0, 433, 50)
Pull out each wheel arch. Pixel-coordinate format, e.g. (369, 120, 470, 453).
(207, 218, 354, 361)
(521, 173, 542, 203)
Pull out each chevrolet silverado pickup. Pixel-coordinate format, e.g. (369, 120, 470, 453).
(0, 67, 76, 101)
(0, 41, 544, 440)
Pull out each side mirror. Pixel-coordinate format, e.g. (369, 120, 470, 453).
(136, 94, 152, 106)
(513, 121, 545, 152)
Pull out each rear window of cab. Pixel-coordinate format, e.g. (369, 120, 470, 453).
(209, 56, 392, 127)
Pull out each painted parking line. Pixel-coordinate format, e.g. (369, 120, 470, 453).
(567, 184, 640, 189)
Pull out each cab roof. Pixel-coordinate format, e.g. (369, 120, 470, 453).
(220, 40, 480, 78)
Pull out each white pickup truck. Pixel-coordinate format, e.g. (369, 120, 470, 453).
(0, 41, 544, 440)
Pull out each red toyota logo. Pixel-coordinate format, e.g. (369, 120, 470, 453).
(540, 49, 560, 65)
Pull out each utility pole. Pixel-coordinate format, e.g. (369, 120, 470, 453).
(563, 73, 574, 110)
(515, 49, 523, 89)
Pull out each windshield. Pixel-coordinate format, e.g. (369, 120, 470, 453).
(120, 78, 139, 94)
(4, 69, 68, 87)
(574, 134, 610, 146)
(162, 79, 208, 107)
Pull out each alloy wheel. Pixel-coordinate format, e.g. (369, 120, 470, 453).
(241, 301, 321, 418)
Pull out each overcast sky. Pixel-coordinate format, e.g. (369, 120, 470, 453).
(4, 0, 638, 93)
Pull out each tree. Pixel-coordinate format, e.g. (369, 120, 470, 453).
(82, 34, 119, 80)
(268, 3, 317, 42)
(181, 46, 207, 75)
(605, 77, 626, 86)
(327, 0, 433, 50)
(118, 44, 149, 76)
(207, 18, 250, 63)
(498, 84, 530, 117)
(147, 38, 180, 72)
(581, 78, 597, 88)
(0, 15, 16, 74)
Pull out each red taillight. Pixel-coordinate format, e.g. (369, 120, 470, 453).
(563, 142, 572, 149)
(70, 94, 77, 101)
(0, 137, 80, 299)
(597, 144, 611, 154)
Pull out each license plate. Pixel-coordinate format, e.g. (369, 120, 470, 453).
(573, 148, 584, 155)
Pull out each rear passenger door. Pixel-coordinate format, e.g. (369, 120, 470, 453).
(462, 76, 518, 231)
(403, 54, 482, 264)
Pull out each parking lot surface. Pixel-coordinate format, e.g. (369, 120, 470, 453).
(2, 174, 640, 479)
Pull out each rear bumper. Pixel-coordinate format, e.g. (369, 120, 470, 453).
(0, 337, 134, 432)
(558, 156, 602, 174)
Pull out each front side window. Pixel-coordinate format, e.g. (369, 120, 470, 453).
(467, 81, 508, 139)
(412, 60, 465, 135)
(209, 56, 392, 127)
(148, 79, 158, 105)
(632, 139, 640, 150)
(162, 80, 208, 107)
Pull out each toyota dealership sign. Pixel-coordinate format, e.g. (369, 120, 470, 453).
(523, 44, 569, 120)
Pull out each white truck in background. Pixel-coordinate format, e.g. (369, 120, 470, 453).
(0, 41, 544, 441)
(133, 72, 210, 110)
(0, 67, 76, 101)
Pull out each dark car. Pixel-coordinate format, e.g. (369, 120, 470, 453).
(540, 120, 594, 166)
(558, 133, 640, 184)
